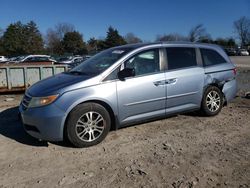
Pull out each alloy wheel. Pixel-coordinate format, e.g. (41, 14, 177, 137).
(75, 111, 105, 142)
(206, 90, 221, 112)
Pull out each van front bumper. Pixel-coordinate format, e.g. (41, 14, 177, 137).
(19, 103, 66, 141)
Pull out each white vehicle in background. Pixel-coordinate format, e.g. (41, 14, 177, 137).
(0, 56, 8, 62)
(20, 55, 56, 63)
(9, 55, 56, 64)
(238, 49, 249, 56)
(59, 56, 83, 64)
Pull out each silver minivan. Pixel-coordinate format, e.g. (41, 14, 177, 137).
(19, 42, 237, 147)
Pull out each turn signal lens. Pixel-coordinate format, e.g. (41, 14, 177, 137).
(28, 95, 59, 108)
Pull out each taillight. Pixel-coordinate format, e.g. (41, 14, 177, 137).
(233, 68, 237, 75)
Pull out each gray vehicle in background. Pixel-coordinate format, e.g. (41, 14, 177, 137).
(19, 42, 237, 147)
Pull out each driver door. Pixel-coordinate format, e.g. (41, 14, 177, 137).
(116, 49, 166, 125)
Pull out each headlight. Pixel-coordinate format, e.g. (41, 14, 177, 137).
(28, 95, 59, 108)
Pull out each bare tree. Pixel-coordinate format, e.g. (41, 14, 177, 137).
(189, 24, 210, 42)
(46, 28, 62, 54)
(0, 28, 3, 37)
(55, 23, 75, 40)
(156, 33, 188, 42)
(233, 16, 250, 47)
(45, 23, 75, 54)
(0, 28, 4, 54)
(124, 33, 142, 44)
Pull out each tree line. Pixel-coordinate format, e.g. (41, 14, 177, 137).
(0, 16, 249, 57)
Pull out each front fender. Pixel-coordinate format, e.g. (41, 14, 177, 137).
(54, 82, 118, 138)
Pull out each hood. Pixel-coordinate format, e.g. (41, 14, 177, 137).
(27, 72, 93, 97)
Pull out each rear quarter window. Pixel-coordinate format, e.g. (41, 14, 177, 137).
(200, 48, 227, 67)
(166, 47, 197, 70)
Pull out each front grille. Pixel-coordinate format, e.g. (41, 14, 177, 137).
(22, 93, 32, 110)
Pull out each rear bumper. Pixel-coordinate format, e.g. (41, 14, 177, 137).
(19, 103, 66, 141)
(222, 78, 237, 103)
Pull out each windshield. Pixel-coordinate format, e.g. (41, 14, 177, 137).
(15, 56, 26, 61)
(69, 47, 132, 75)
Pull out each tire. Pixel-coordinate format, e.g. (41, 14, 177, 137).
(200, 86, 223, 116)
(66, 103, 111, 148)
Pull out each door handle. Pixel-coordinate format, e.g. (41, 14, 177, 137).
(166, 78, 177, 85)
(154, 78, 177, 86)
(153, 80, 165, 86)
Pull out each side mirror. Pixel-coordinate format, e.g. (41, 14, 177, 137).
(117, 68, 135, 80)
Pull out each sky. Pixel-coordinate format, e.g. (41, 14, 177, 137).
(1, 0, 250, 41)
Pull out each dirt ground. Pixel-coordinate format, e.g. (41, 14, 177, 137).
(0, 66, 249, 187)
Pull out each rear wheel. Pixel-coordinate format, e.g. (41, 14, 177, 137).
(66, 103, 111, 147)
(201, 86, 223, 116)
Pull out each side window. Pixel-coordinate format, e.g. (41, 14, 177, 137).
(35, 57, 41, 62)
(42, 57, 49, 61)
(25, 57, 33, 62)
(33, 57, 41, 62)
(124, 49, 160, 76)
(166, 47, 197, 70)
(200, 48, 227, 66)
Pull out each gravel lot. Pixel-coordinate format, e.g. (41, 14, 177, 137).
(0, 57, 249, 188)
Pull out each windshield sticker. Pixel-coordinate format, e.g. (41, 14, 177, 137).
(112, 50, 125, 54)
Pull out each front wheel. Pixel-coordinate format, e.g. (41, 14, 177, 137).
(66, 103, 111, 148)
(200, 86, 223, 116)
